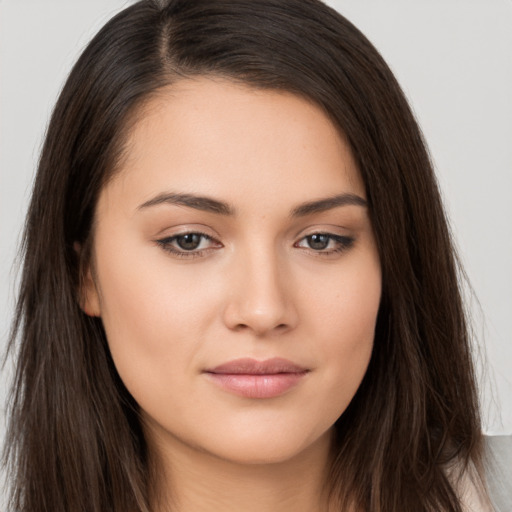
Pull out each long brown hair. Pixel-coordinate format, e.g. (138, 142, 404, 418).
(3, 1, 485, 510)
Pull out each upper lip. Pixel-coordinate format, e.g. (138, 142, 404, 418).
(205, 357, 308, 375)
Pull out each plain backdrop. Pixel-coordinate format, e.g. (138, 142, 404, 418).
(1, 1, 511, 503)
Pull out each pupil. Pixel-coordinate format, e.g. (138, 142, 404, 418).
(308, 234, 329, 250)
(177, 234, 201, 250)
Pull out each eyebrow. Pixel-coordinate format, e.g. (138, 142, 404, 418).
(137, 191, 367, 217)
(290, 193, 367, 216)
(138, 192, 235, 215)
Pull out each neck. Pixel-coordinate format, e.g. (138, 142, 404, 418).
(149, 430, 334, 512)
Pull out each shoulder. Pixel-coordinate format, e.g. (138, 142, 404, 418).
(443, 445, 492, 512)
(449, 435, 512, 512)
(457, 465, 493, 512)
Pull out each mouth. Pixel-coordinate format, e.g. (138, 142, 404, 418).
(203, 357, 310, 399)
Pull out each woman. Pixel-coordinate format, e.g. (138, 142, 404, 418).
(3, 0, 494, 510)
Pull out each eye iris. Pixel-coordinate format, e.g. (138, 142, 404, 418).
(307, 234, 330, 250)
(177, 234, 202, 250)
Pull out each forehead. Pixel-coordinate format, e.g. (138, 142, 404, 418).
(102, 77, 365, 214)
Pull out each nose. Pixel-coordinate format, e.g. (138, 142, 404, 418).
(222, 245, 298, 336)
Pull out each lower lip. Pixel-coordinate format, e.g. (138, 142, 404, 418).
(204, 372, 308, 398)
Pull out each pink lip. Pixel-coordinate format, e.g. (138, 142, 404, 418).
(203, 358, 309, 399)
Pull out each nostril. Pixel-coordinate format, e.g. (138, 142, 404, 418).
(231, 322, 289, 335)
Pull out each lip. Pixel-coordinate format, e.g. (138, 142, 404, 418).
(203, 357, 310, 399)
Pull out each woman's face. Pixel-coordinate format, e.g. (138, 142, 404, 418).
(83, 78, 381, 465)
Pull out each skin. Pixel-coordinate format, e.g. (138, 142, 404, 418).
(82, 77, 382, 512)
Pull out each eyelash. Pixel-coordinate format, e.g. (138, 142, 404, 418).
(156, 231, 219, 259)
(294, 233, 354, 255)
(156, 232, 355, 259)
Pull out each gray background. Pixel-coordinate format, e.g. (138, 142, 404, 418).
(1, 0, 511, 503)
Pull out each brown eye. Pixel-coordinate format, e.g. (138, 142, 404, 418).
(156, 232, 222, 258)
(295, 233, 355, 255)
(176, 233, 202, 251)
(306, 234, 330, 250)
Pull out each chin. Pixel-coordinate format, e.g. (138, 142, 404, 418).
(196, 425, 333, 466)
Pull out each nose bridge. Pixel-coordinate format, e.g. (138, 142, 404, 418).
(223, 238, 296, 334)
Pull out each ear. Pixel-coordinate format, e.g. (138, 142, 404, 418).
(74, 242, 101, 317)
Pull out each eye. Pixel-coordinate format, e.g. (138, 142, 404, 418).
(295, 233, 354, 254)
(156, 232, 222, 258)
(174, 233, 205, 251)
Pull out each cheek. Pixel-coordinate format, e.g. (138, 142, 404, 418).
(93, 240, 224, 401)
(304, 256, 381, 407)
